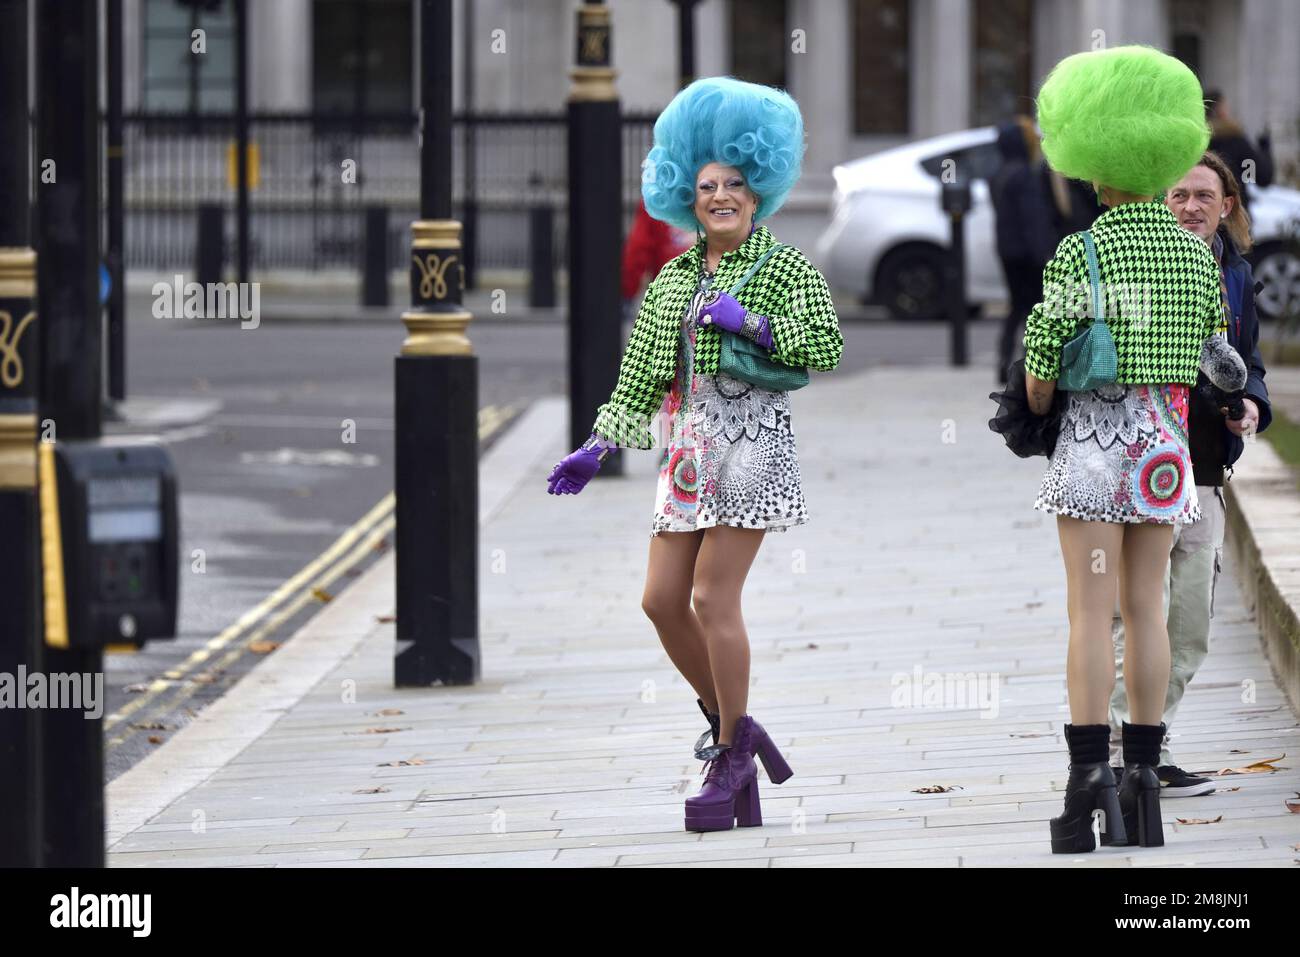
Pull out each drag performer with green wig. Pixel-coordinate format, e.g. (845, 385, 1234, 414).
(1020, 46, 1230, 853)
(545, 76, 842, 833)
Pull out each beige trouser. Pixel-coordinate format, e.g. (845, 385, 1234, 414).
(1108, 485, 1226, 766)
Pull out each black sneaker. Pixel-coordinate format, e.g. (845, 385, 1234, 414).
(1156, 765, 1216, 797)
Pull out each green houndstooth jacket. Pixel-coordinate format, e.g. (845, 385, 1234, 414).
(593, 225, 843, 448)
(1023, 197, 1222, 384)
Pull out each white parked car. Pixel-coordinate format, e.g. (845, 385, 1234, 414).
(815, 126, 1300, 321)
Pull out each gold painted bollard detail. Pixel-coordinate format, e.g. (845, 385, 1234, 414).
(0, 309, 36, 388)
(0, 248, 38, 489)
(402, 220, 473, 357)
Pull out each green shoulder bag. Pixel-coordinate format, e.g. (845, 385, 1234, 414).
(1057, 229, 1118, 392)
(708, 242, 811, 392)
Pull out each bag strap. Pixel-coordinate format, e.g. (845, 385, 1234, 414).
(726, 242, 788, 296)
(1080, 230, 1105, 325)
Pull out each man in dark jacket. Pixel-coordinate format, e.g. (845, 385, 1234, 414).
(1110, 177, 1272, 797)
(991, 119, 1056, 383)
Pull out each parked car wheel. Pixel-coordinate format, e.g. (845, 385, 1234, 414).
(875, 243, 947, 320)
(1249, 241, 1300, 321)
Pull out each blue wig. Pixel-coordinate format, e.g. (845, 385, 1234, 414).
(641, 76, 805, 231)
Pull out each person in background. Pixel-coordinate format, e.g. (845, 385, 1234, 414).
(1108, 150, 1272, 797)
(1204, 89, 1274, 211)
(1043, 168, 1101, 246)
(991, 116, 1056, 384)
(621, 198, 693, 322)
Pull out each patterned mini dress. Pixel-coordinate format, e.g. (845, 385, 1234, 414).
(650, 268, 808, 537)
(1035, 382, 1200, 524)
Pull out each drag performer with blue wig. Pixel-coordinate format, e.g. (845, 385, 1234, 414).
(546, 76, 842, 832)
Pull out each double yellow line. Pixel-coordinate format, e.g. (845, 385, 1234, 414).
(105, 402, 517, 749)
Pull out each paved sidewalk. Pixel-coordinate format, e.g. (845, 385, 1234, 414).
(107, 365, 1300, 867)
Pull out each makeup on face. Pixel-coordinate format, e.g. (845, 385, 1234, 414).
(694, 163, 755, 233)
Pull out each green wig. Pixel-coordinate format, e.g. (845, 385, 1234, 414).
(1035, 45, 1209, 196)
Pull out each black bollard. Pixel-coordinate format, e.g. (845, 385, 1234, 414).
(0, 0, 43, 867)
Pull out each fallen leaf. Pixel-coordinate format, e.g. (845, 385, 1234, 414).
(147, 735, 164, 745)
(351, 727, 410, 735)
(189, 671, 222, 685)
(373, 708, 404, 716)
(129, 721, 171, 732)
(912, 784, 963, 794)
(248, 640, 280, 655)
(805, 642, 818, 650)
(378, 759, 426, 767)
(1221, 786, 1241, 793)
(1206, 754, 1286, 776)
(311, 587, 334, 603)
(1175, 816, 1222, 825)
(124, 683, 150, 694)
(1229, 749, 1248, 754)
(1285, 794, 1300, 814)
(372, 538, 390, 554)
(375, 614, 396, 624)
(354, 786, 390, 795)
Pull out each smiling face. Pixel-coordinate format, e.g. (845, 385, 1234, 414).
(693, 162, 758, 244)
(1167, 165, 1233, 243)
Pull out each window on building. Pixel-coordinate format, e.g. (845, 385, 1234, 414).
(142, 0, 236, 112)
(729, 0, 788, 90)
(852, 0, 909, 135)
(1169, 0, 1210, 79)
(973, 0, 1033, 127)
(312, 0, 413, 116)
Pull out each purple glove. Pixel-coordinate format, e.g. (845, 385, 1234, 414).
(547, 432, 616, 495)
(697, 291, 774, 350)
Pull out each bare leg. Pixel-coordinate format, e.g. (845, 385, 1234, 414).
(692, 525, 766, 745)
(1056, 516, 1124, 724)
(642, 530, 717, 712)
(1119, 523, 1176, 725)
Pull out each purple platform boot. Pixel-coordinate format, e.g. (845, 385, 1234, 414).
(685, 715, 763, 832)
(693, 701, 793, 785)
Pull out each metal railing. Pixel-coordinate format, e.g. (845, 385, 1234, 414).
(120, 111, 658, 274)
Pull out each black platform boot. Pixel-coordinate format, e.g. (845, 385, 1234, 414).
(1102, 721, 1166, 848)
(1049, 723, 1126, 853)
(693, 698, 721, 754)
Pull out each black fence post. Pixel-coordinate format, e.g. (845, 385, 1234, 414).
(197, 204, 225, 287)
(363, 206, 389, 307)
(0, 0, 44, 868)
(529, 203, 556, 309)
(567, 2, 624, 476)
(35, 0, 105, 868)
(106, 0, 126, 401)
(394, 0, 480, 688)
(942, 178, 971, 367)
